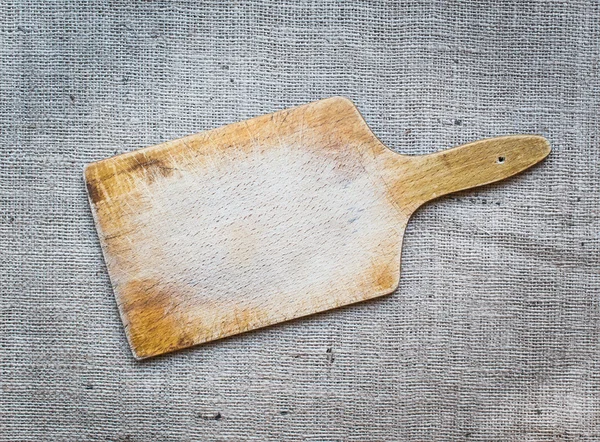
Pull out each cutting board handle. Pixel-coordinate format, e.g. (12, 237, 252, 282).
(384, 135, 551, 214)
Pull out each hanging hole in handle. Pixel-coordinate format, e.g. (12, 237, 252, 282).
(497, 156, 506, 164)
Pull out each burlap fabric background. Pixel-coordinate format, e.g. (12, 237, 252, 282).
(2, 1, 599, 441)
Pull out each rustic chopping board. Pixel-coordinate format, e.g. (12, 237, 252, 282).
(85, 97, 550, 359)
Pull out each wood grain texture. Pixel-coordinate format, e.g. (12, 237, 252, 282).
(84, 97, 550, 359)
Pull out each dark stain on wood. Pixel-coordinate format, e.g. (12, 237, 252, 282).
(85, 179, 103, 205)
(120, 279, 197, 358)
(122, 156, 179, 184)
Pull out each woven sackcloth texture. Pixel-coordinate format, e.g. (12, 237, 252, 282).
(1, 1, 599, 441)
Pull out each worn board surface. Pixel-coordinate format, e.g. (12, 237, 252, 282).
(85, 97, 409, 359)
(85, 97, 549, 358)
(2, 1, 600, 441)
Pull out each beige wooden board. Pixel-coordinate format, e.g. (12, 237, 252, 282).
(84, 97, 550, 359)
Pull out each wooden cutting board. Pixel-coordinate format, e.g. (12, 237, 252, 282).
(85, 97, 550, 359)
